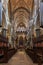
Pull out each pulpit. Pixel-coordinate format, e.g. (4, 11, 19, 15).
(36, 28, 40, 37)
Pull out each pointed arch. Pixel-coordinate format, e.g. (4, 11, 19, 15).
(17, 22, 26, 28)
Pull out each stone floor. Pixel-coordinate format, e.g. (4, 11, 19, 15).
(0, 50, 41, 65)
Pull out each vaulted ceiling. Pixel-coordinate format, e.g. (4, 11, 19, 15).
(8, 0, 34, 32)
(2, 0, 43, 37)
(8, 0, 34, 13)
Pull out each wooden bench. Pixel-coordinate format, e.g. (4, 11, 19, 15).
(0, 35, 8, 63)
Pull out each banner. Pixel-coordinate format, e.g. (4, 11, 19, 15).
(40, 2, 43, 27)
(0, 2, 2, 27)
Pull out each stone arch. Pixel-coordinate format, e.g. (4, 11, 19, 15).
(17, 22, 26, 28)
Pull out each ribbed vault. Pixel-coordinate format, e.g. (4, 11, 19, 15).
(8, 0, 34, 33)
(13, 7, 30, 31)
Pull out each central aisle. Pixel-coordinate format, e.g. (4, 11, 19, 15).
(0, 50, 38, 65)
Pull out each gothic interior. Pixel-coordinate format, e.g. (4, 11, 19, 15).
(0, 0, 43, 65)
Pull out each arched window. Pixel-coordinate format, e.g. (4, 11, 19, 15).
(42, 0, 43, 2)
(0, 0, 1, 2)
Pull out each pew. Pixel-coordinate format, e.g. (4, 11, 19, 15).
(0, 34, 17, 63)
(33, 35, 43, 64)
(26, 35, 43, 65)
(0, 34, 8, 63)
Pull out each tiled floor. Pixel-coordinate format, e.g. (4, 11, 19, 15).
(0, 50, 40, 65)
